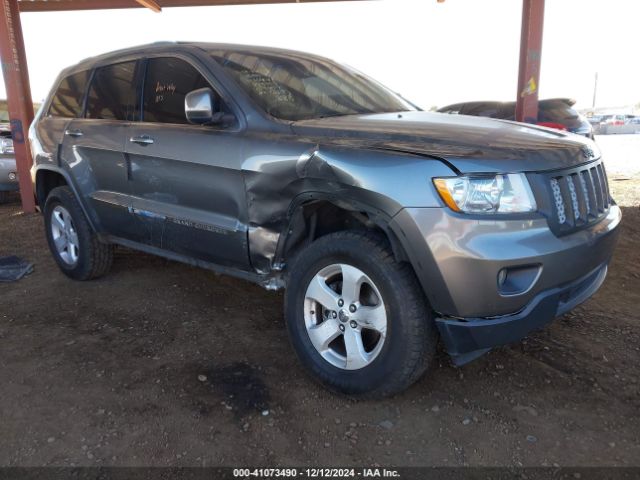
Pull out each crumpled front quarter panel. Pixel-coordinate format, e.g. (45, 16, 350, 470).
(240, 133, 454, 273)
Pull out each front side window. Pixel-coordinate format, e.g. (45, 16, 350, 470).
(48, 70, 90, 118)
(143, 57, 212, 124)
(86, 61, 139, 121)
(209, 50, 414, 121)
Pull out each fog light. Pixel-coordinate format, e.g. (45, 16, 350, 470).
(8, 172, 17, 181)
(497, 265, 542, 296)
(497, 269, 507, 287)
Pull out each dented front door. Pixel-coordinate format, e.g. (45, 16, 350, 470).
(125, 56, 250, 269)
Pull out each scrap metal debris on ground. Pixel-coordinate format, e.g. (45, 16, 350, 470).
(0, 256, 33, 282)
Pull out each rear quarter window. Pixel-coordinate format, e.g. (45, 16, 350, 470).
(48, 70, 90, 118)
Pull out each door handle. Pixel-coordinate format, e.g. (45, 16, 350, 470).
(64, 129, 83, 137)
(129, 135, 154, 146)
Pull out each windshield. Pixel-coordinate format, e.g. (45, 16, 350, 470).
(209, 49, 415, 121)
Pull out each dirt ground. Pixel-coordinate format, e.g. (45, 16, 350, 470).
(0, 176, 638, 468)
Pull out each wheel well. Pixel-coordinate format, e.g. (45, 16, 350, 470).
(35, 170, 68, 207)
(279, 200, 409, 266)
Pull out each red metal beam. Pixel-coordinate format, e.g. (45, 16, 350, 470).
(0, 0, 36, 213)
(515, 0, 545, 124)
(17, 0, 367, 12)
(135, 0, 162, 12)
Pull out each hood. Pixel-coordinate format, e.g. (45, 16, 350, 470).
(292, 111, 599, 173)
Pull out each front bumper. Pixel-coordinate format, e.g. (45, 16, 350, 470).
(391, 205, 621, 318)
(389, 204, 621, 363)
(436, 262, 608, 364)
(0, 156, 19, 191)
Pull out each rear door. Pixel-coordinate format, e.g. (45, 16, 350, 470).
(61, 60, 146, 241)
(125, 56, 250, 269)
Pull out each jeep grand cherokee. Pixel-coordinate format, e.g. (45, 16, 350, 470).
(30, 43, 621, 397)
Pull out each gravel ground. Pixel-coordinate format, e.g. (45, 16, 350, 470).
(0, 163, 638, 468)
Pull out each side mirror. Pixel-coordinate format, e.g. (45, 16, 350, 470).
(185, 88, 219, 125)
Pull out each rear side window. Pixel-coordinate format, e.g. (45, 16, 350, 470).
(86, 61, 139, 121)
(143, 57, 211, 124)
(48, 71, 90, 118)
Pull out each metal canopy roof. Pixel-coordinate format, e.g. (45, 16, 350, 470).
(18, 0, 363, 13)
(3, 0, 546, 214)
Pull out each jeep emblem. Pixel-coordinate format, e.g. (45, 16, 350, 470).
(581, 146, 595, 159)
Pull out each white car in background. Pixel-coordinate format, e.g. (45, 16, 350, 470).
(0, 123, 18, 203)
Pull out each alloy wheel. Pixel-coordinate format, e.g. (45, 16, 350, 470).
(303, 263, 388, 370)
(50, 205, 79, 266)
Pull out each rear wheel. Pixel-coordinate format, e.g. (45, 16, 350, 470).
(285, 230, 437, 398)
(44, 186, 113, 280)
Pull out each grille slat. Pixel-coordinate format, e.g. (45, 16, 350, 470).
(541, 160, 610, 236)
(580, 170, 596, 218)
(588, 167, 603, 213)
(559, 176, 577, 227)
(573, 173, 589, 222)
(599, 163, 611, 207)
(596, 163, 609, 209)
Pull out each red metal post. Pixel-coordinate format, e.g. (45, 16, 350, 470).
(0, 0, 36, 213)
(515, 0, 545, 124)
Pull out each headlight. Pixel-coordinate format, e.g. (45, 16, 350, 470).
(433, 173, 537, 214)
(0, 138, 14, 154)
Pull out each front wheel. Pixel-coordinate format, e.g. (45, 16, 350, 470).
(284, 231, 437, 398)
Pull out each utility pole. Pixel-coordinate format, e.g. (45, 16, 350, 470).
(592, 72, 598, 110)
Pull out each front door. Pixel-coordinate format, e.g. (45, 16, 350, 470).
(125, 56, 250, 269)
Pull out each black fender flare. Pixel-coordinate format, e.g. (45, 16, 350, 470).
(274, 191, 409, 268)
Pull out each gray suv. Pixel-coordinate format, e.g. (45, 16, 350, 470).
(30, 43, 621, 397)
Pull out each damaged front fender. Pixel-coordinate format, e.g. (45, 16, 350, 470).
(241, 136, 455, 275)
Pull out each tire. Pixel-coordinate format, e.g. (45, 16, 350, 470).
(284, 230, 437, 398)
(44, 186, 113, 280)
(0, 191, 9, 204)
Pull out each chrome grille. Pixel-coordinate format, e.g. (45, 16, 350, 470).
(551, 163, 610, 229)
(531, 160, 611, 236)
